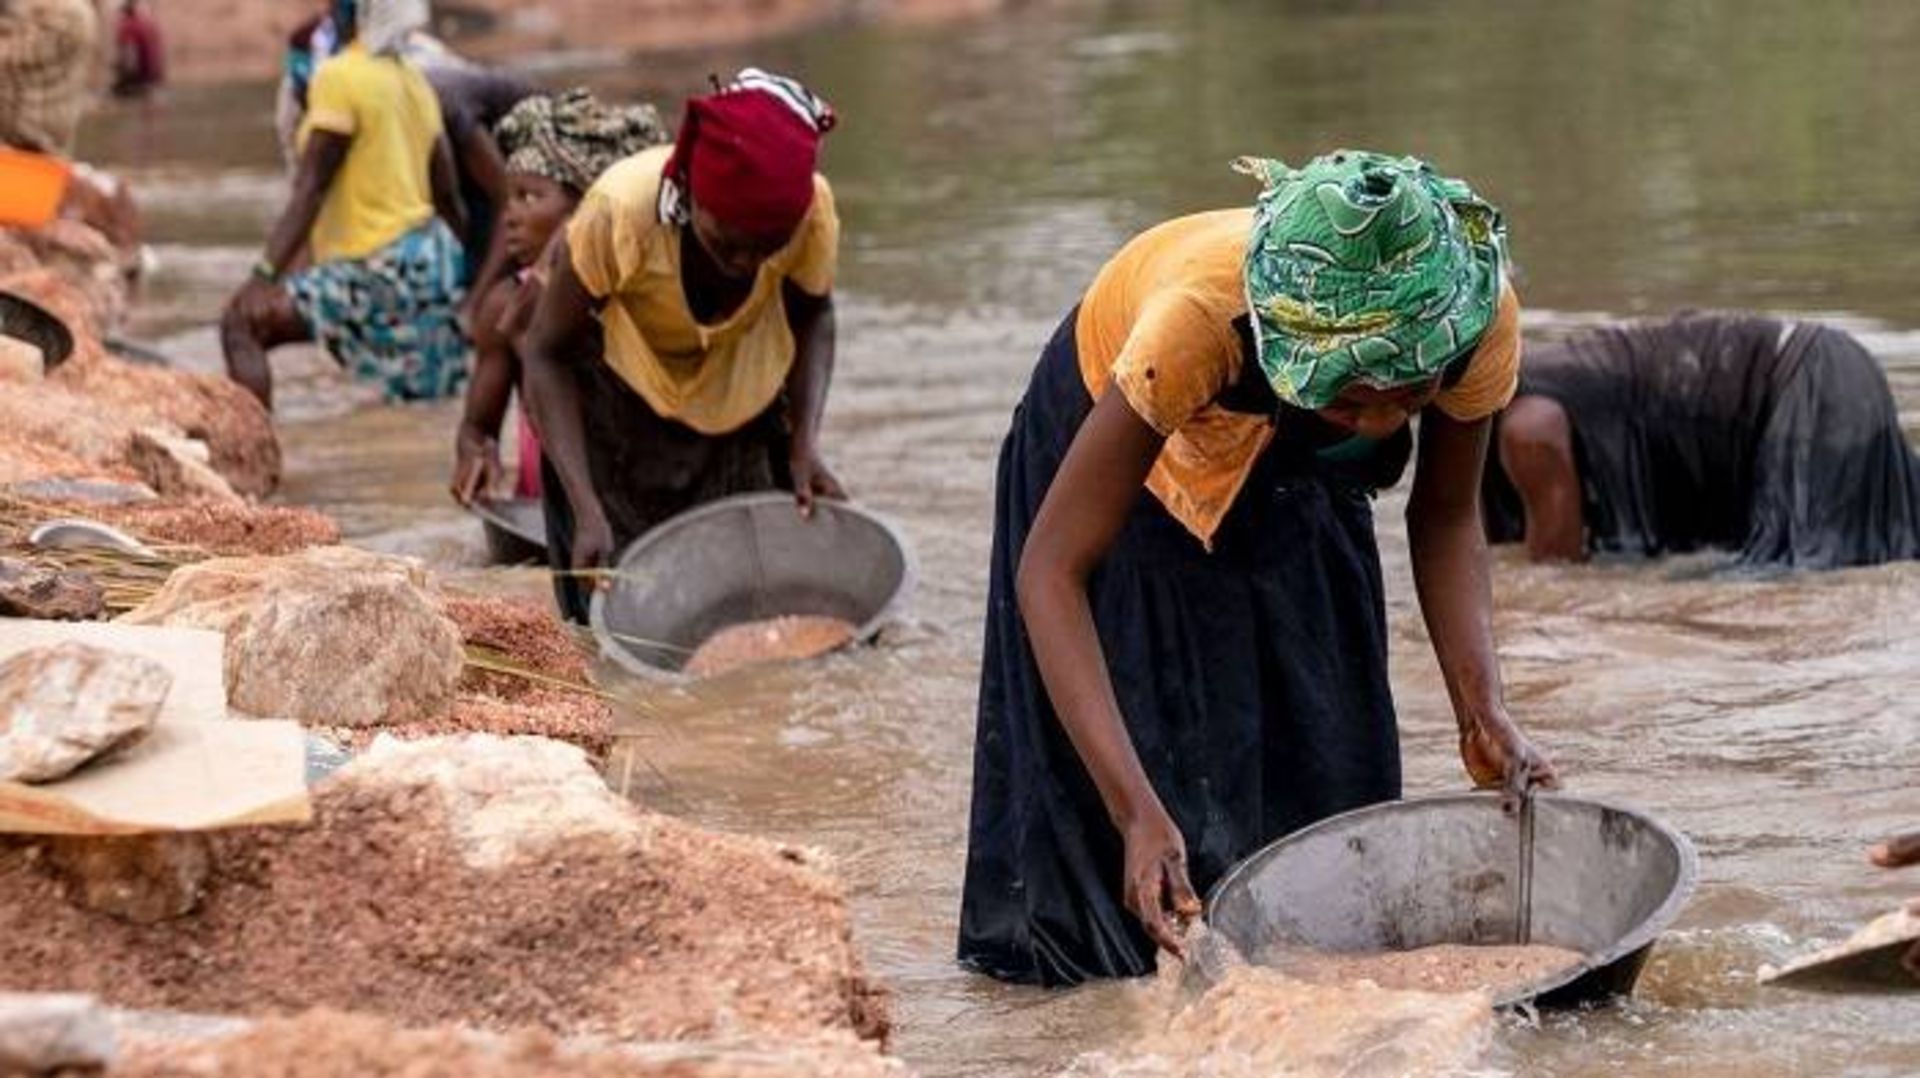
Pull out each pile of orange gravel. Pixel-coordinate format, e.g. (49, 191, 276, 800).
(317, 593, 615, 759)
(113, 1009, 906, 1078)
(90, 501, 342, 558)
(0, 737, 890, 1049)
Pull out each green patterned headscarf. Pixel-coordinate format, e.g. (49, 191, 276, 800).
(1238, 151, 1507, 410)
(496, 89, 670, 194)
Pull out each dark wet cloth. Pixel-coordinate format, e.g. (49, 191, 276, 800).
(425, 64, 535, 148)
(540, 349, 789, 623)
(958, 308, 1405, 987)
(1483, 314, 1920, 568)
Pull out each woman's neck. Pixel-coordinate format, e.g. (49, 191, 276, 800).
(679, 223, 753, 325)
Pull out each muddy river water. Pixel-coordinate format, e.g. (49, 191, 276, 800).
(82, 1, 1917, 1073)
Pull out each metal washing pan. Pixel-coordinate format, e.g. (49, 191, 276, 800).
(468, 495, 548, 566)
(1207, 792, 1698, 1007)
(590, 493, 914, 682)
(0, 290, 75, 370)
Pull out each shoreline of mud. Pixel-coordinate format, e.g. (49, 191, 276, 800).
(147, 0, 1022, 87)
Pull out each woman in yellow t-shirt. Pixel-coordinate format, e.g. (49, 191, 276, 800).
(959, 152, 1560, 987)
(221, 0, 468, 410)
(520, 70, 844, 623)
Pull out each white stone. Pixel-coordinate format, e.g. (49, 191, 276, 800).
(0, 643, 169, 783)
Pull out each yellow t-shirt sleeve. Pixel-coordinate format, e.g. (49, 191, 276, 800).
(1433, 282, 1522, 422)
(784, 176, 840, 298)
(303, 58, 359, 137)
(566, 188, 643, 300)
(1108, 290, 1241, 436)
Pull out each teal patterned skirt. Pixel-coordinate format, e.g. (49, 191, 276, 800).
(288, 218, 470, 402)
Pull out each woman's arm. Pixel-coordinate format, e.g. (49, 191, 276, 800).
(1408, 409, 1559, 802)
(454, 124, 515, 330)
(261, 132, 348, 279)
(450, 279, 518, 504)
(782, 281, 845, 516)
(520, 238, 616, 574)
(1497, 395, 1585, 562)
(1017, 388, 1200, 954)
(430, 133, 468, 246)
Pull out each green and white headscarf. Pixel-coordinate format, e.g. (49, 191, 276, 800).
(1237, 151, 1507, 410)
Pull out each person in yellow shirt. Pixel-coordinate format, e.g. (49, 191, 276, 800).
(520, 69, 844, 623)
(222, 0, 467, 410)
(958, 151, 1560, 986)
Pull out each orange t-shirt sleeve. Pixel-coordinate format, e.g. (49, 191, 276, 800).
(566, 187, 644, 300)
(783, 176, 839, 298)
(1108, 290, 1240, 436)
(1433, 282, 1522, 422)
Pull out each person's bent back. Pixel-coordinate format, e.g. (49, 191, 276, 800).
(1484, 312, 1920, 569)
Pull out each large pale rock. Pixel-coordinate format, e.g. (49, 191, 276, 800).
(0, 643, 169, 783)
(0, 993, 115, 1073)
(46, 833, 213, 923)
(120, 547, 465, 727)
(0, 557, 104, 621)
(347, 734, 644, 869)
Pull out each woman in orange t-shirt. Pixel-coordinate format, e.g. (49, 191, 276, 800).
(959, 152, 1559, 987)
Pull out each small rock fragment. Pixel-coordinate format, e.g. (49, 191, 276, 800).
(0, 642, 170, 783)
(0, 557, 105, 621)
(46, 833, 212, 923)
(125, 427, 243, 505)
(0, 992, 115, 1072)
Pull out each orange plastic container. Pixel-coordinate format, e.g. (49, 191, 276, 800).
(0, 147, 72, 228)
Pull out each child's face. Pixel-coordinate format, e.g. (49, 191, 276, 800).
(502, 172, 575, 266)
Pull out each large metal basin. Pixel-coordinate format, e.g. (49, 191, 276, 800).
(0, 290, 74, 370)
(1207, 792, 1697, 1007)
(469, 496, 548, 565)
(590, 493, 913, 681)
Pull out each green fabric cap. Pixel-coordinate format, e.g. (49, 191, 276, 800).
(1237, 150, 1507, 410)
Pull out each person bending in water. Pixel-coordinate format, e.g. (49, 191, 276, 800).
(224, 0, 468, 410)
(520, 69, 846, 623)
(450, 89, 666, 506)
(959, 151, 1559, 987)
(1483, 313, 1920, 569)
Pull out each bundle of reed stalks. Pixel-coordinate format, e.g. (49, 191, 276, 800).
(0, 492, 604, 697)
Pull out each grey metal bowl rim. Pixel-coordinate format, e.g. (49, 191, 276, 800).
(1204, 790, 1700, 1003)
(0, 290, 76, 368)
(588, 492, 917, 683)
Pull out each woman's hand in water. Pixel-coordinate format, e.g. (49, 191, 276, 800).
(450, 429, 501, 506)
(789, 446, 848, 519)
(1122, 806, 1202, 957)
(1460, 710, 1560, 808)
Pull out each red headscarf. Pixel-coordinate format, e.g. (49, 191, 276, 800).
(666, 72, 835, 239)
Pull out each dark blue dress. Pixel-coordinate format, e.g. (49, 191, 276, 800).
(958, 308, 1414, 986)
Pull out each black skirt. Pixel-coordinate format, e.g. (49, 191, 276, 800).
(958, 309, 1403, 987)
(541, 353, 788, 623)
